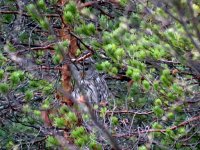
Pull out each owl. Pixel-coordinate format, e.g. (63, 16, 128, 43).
(71, 58, 112, 104)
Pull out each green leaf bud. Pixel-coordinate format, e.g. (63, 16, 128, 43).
(0, 54, 7, 65)
(87, 23, 95, 34)
(46, 136, 60, 147)
(89, 142, 102, 150)
(27, 4, 39, 21)
(63, 11, 73, 23)
(64, 2, 77, 15)
(115, 48, 125, 60)
(152, 122, 163, 129)
(160, 76, 171, 87)
(34, 110, 41, 116)
(10, 72, 20, 85)
(153, 106, 164, 117)
(39, 18, 49, 30)
(42, 103, 49, 109)
(138, 145, 147, 150)
(126, 68, 133, 77)
(37, 0, 46, 9)
(111, 116, 119, 125)
(22, 104, 30, 112)
(0, 70, 4, 80)
(96, 64, 104, 71)
(166, 128, 174, 137)
(162, 69, 171, 76)
(0, 83, 9, 94)
(153, 81, 159, 90)
(110, 67, 118, 75)
(131, 69, 141, 82)
(65, 112, 77, 123)
(101, 61, 111, 70)
(178, 127, 186, 134)
(29, 80, 40, 88)
(71, 126, 85, 138)
(53, 117, 65, 128)
(75, 138, 85, 147)
(59, 105, 69, 114)
(167, 112, 174, 119)
(25, 90, 33, 101)
(43, 85, 53, 95)
(154, 99, 162, 106)
(53, 54, 61, 64)
(142, 80, 150, 91)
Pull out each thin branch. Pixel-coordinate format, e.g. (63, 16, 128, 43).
(113, 115, 200, 137)
(103, 110, 153, 115)
(0, 10, 59, 17)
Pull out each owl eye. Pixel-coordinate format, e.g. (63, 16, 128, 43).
(84, 67, 89, 71)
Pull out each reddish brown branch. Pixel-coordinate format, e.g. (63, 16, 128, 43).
(0, 10, 59, 17)
(79, 0, 120, 9)
(30, 44, 55, 51)
(71, 52, 93, 63)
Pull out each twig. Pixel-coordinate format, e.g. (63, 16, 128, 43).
(0, 10, 59, 17)
(113, 115, 200, 137)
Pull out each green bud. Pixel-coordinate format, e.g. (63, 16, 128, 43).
(110, 67, 118, 75)
(167, 112, 174, 119)
(29, 80, 40, 88)
(23, 104, 30, 112)
(10, 73, 20, 85)
(75, 138, 85, 147)
(46, 136, 60, 147)
(65, 112, 77, 123)
(59, 105, 69, 114)
(39, 18, 49, 30)
(0, 70, 4, 80)
(64, 2, 77, 15)
(154, 99, 162, 106)
(162, 69, 171, 76)
(53, 117, 65, 128)
(111, 116, 119, 125)
(0, 54, 7, 65)
(132, 69, 140, 82)
(43, 85, 53, 95)
(87, 23, 95, 34)
(153, 81, 159, 90)
(42, 103, 49, 109)
(152, 122, 163, 129)
(161, 76, 171, 87)
(178, 127, 186, 135)
(63, 11, 73, 23)
(0, 83, 9, 94)
(25, 90, 33, 101)
(53, 54, 61, 64)
(153, 106, 164, 117)
(142, 80, 150, 91)
(27, 4, 36, 12)
(172, 84, 183, 95)
(34, 110, 41, 116)
(37, 0, 46, 10)
(115, 48, 125, 60)
(89, 142, 102, 150)
(27, 4, 39, 21)
(166, 128, 174, 137)
(71, 126, 85, 138)
(138, 145, 147, 150)
(126, 68, 133, 77)
(101, 61, 111, 70)
(96, 64, 104, 71)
